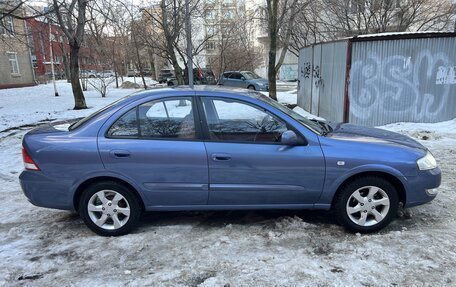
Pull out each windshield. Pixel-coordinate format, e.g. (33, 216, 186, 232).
(255, 93, 324, 135)
(243, 71, 261, 80)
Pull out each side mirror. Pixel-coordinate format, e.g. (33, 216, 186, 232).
(281, 130, 303, 146)
(241, 76, 246, 81)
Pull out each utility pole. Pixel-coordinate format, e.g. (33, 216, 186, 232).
(49, 19, 59, 97)
(185, 0, 193, 88)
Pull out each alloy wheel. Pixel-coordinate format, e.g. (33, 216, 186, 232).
(87, 190, 131, 230)
(346, 186, 390, 227)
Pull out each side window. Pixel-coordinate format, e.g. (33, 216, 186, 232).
(230, 72, 242, 80)
(139, 98, 195, 139)
(202, 98, 287, 143)
(108, 108, 138, 137)
(107, 98, 196, 139)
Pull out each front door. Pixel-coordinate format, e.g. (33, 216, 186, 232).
(98, 97, 209, 207)
(199, 97, 325, 206)
(227, 72, 245, 88)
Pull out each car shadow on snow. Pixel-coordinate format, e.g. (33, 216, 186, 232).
(137, 208, 416, 234)
(140, 209, 335, 228)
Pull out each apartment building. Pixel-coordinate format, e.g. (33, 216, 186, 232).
(0, 9, 35, 89)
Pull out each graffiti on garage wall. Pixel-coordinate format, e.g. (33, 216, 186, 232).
(349, 49, 454, 124)
(436, 66, 456, 85)
(280, 64, 298, 81)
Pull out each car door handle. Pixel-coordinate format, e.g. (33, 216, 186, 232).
(110, 150, 131, 158)
(211, 153, 231, 161)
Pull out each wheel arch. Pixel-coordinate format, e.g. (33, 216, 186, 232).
(73, 176, 145, 212)
(330, 171, 406, 209)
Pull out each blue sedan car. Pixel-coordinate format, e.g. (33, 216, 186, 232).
(20, 87, 441, 236)
(218, 71, 269, 91)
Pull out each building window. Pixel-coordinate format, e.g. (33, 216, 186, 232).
(223, 0, 234, 6)
(206, 25, 216, 36)
(0, 15, 15, 35)
(7, 52, 20, 74)
(206, 41, 216, 50)
(223, 10, 234, 20)
(206, 10, 217, 21)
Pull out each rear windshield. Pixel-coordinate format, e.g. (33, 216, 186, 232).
(69, 96, 132, 131)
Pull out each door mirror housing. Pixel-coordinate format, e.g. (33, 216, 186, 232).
(241, 76, 246, 81)
(281, 130, 304, 146)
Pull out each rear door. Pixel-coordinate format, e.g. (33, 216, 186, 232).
(98, 96, 209, 207)
(199, 96, 325, 206)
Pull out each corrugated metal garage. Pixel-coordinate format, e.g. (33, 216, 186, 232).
(297, 32, 456, 126)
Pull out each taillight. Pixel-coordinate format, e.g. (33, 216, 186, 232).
(22, 147, 40, 171)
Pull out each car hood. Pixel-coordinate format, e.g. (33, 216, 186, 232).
(327, 123, 426, 150)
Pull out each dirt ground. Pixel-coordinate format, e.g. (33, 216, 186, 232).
(1, 126, 455, 287)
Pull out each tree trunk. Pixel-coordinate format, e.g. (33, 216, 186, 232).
(69, 46, 87, 109)
(170, 54, 184, 85)
(131, 26, 147, 90)
(267, 0, 278, 101)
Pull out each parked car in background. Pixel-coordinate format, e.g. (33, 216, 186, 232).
(193, 68, 216, 85)
(80, 70, 97, 78)
(98, 70, 115, 78)
(158, 69, 175, 83)
(218, 71, 269, 91)
(167, 68, 216, 86)
(20, 86, 441, 236)
(45, 71, 65, 80)
(142, 68, 152, 76)
(127, 69, 140, 77)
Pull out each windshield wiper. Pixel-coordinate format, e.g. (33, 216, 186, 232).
(310, 119, 332, 135)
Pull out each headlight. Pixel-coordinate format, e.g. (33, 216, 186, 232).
(417, 151, 437, 170)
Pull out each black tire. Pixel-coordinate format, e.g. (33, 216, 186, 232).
(79, 181, 142, 236)
(247, 85, 256, 90)
(334, 176, 399, 233)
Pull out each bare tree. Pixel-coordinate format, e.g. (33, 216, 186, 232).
(52, 0, 89, 109)
(318, 0, 456, 38)
(140, 0, 209, 85)
(266, 0, 305, 100)
(88, 75, 115, 97)
(205, 3, 262, 77)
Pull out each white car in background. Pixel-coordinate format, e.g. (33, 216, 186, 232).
(98, 70, 115, 78)
(80, 70, 97, 78)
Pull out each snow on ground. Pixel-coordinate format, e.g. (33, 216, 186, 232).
(0, 80, 137, 133)
(1, 83, 456, 286)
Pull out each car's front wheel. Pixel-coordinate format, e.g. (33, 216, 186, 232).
(334, 176, 399, 233)
(79, 182, 141, 236)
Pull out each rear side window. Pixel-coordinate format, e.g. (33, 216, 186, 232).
(107, 98, 196, 140)
(139, 99, 195, 139)
(107, 109, 138, 137)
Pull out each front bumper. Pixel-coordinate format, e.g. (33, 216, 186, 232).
(403, 167, 441, 208)
(19, 170, 75, 210)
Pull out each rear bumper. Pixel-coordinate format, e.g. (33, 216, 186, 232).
(404, 167, 441, 208)
(19, 171, 75, 211)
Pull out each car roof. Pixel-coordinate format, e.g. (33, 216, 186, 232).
(124, 85, 260, 102)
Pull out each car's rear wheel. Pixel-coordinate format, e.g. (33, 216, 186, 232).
(79, 182, 141, 236)
(334, 177, 399, 233)
(247, 85, 256, 90)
